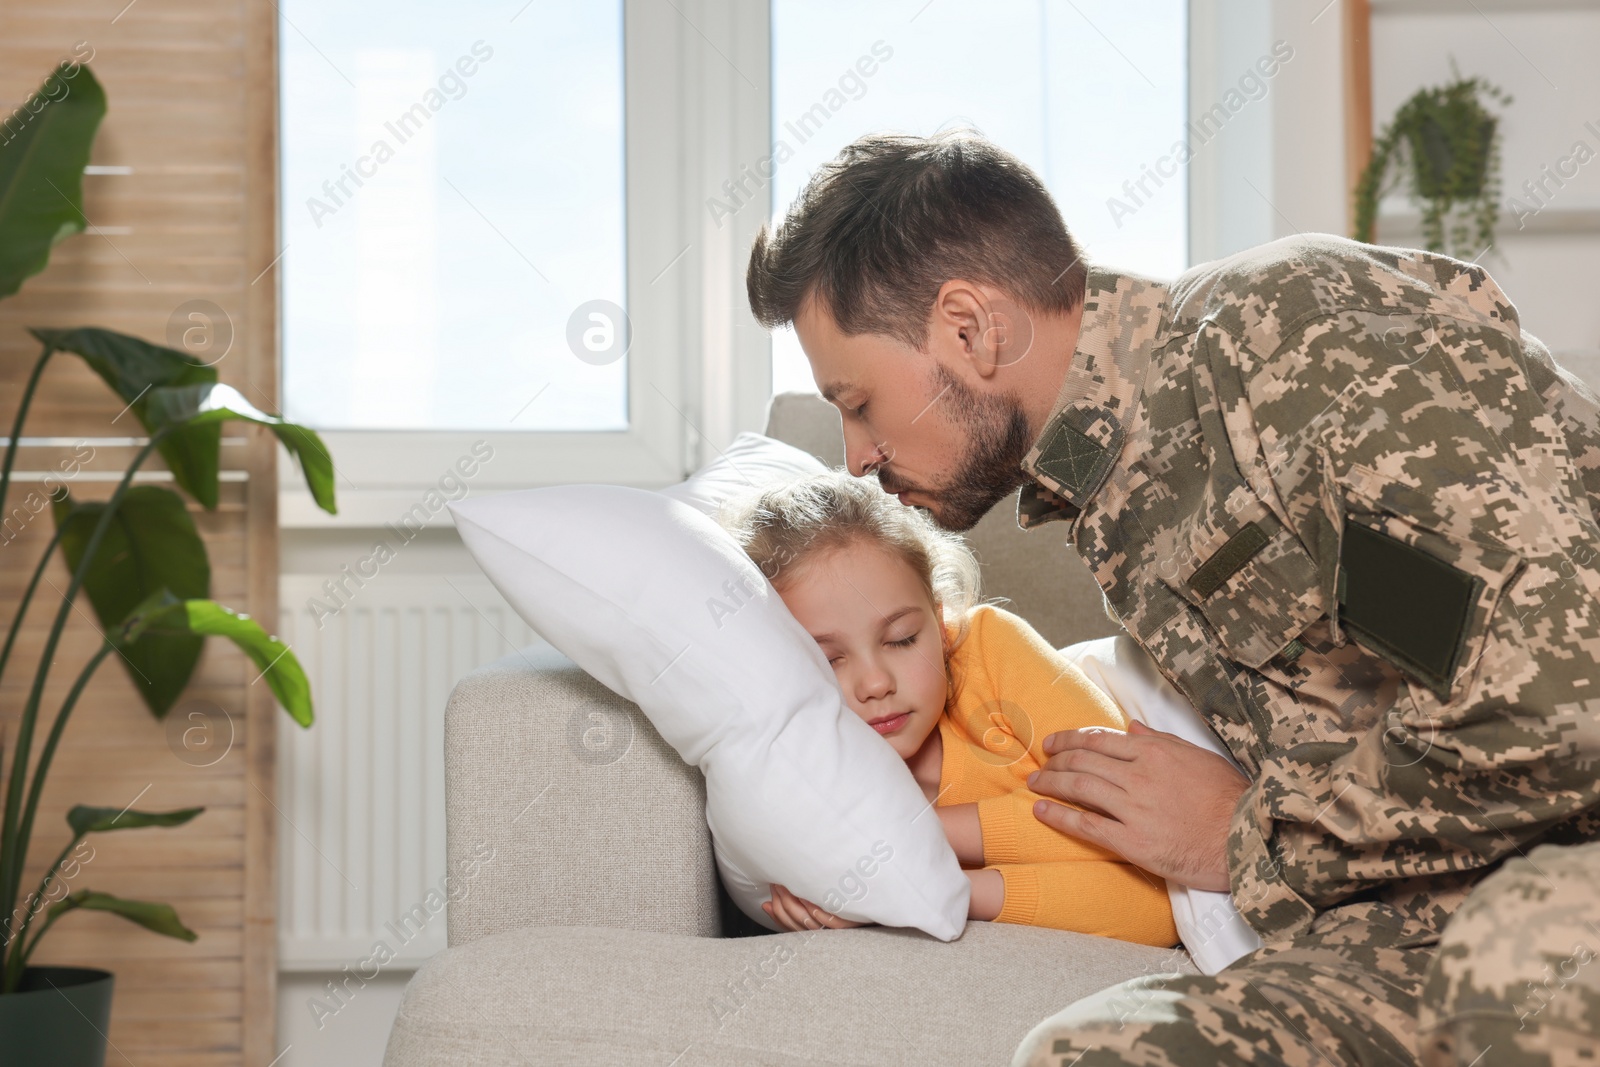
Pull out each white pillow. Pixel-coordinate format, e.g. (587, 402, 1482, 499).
(447, 484, 970, 939)
(1059, 635, 1264, 974)
(658, 430, 827, 516)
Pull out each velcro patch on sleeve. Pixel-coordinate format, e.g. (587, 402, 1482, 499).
(1337, 519, 1483, 700)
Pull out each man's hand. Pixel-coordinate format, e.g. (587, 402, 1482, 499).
(1026, 721, 1249, 892)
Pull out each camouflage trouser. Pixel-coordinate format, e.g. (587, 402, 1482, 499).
(1011, 842, 1600, 1067)
(1419, 840, 1600, 1066)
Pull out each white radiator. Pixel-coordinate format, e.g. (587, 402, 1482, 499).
(276, 573, 539, 969)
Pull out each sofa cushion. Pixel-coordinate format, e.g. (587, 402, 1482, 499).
(441, 643, 724, 946)
(383, 922, 1198, 1067)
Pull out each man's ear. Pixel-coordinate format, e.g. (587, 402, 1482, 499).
(931, 280, 1000, 381)
(936, 279, 1023, 382)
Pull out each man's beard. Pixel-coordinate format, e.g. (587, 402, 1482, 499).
(878, 362, 1034, 533)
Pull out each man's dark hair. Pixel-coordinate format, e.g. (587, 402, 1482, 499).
(746, 128, 1088, 352)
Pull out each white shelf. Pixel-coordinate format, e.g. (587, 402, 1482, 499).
(1372, 0, 1600, 14)
(1372, 205, 1600, 240)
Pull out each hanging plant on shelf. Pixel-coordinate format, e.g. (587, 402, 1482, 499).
(1352, 59, 1512, 259)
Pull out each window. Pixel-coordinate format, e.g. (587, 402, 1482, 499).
(273, 1, 1196, 515)
(768, 0, 1188, 396)
(279, 0, 627, 432)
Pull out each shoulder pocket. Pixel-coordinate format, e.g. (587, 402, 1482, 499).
(1333, 462, 1524, 705)
(1158, 481, 1329, 670)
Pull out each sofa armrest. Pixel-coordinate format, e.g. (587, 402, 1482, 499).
(444, 641, 721, 946)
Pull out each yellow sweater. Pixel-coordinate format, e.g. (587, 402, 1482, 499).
(936, 604, 1178, 947)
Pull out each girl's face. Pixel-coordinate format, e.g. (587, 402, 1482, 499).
(775, 538, 948, 763)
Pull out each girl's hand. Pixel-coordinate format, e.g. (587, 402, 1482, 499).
(762, 883, 869, 931)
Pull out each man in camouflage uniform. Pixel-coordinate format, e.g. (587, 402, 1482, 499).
(998, 235, 1600, 1066)
(747, 131, 1600, 1065)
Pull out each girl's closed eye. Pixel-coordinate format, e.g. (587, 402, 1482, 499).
(827, 630, 918, 664)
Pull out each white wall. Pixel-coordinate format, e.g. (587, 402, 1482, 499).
(1266, 0, 1600, 358)
(278, 973, 411, 1067)
(1369, 2, 1600, 356)
(1269, 3, 1349, 239)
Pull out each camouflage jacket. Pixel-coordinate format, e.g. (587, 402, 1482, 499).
(1017, 232, 1600, 946)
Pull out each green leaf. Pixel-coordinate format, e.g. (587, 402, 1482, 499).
(51, 485, 210, 717)
(120, 590, 314, 727)
(29, 327, 222, 507)
(24, 337, 337, 515)
(183, 601, 313, 728)
(47, 890, 197, 942)
(29, 326, 217, 397)
(0, 64, 106, 300)
(143, 382, 336, 515)
(67, 805, 203, 836)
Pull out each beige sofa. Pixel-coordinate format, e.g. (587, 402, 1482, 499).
(382, 392, 1201, 1067)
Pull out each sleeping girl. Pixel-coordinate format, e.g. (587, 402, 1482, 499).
(716, 470, 1178, 947)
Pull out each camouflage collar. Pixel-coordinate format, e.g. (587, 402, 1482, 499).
(1016, 266, 1172, 530)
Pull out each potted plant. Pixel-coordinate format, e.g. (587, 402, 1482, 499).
(1352, 59, 1512, 258)
(0, 62, 335, 1065)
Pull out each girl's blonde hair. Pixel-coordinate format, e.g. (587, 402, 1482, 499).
(715, 470, 989, 707)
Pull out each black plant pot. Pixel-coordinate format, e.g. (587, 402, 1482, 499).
(0, 967, 114, 1067)
(1409, 114, 1496, 200)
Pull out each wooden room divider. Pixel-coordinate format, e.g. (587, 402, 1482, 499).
(1, 1, 282, 1062)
